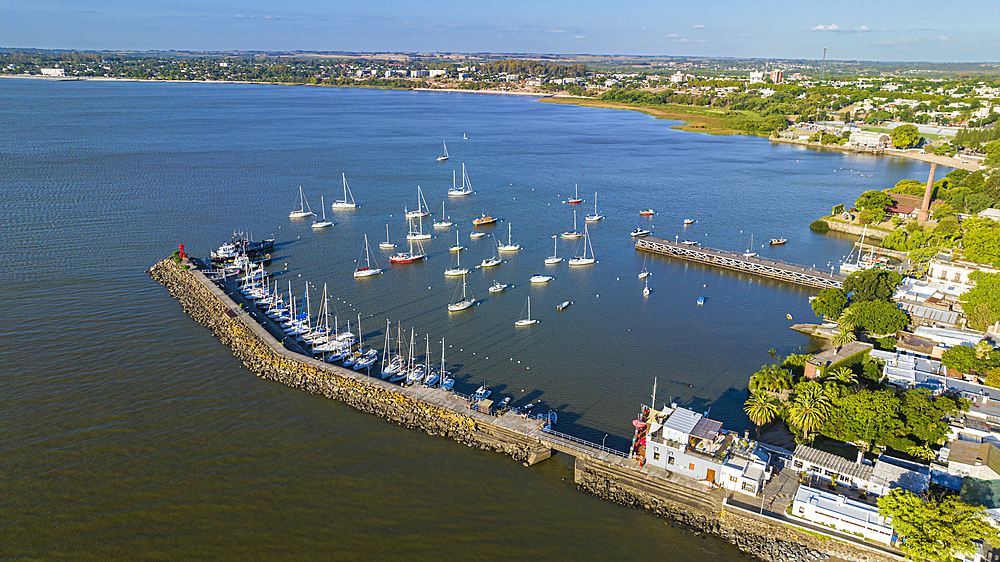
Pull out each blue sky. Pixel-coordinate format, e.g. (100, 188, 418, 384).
(3, 0, 997, 62)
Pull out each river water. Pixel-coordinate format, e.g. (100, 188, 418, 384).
(1, 78, 945, 558)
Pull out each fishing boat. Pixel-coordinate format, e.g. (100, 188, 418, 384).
(497, 223, 520, 252)
(561, 210, 583, 239)
(480, 256, 501, 268)
(449, 230, 465, 252)
(449, 164, 473, 197)
(469, 231, 486, 239)
(697, 296, 706, 306)
(289, 186, 316, 219)
(379, 224, 396, 249)
(585, 192, 604, 222)
(434, 201, 453, 228)
(312, 196, 334, 228)
(630, 227, 650, 237)
(769, 238, 787, 246)
(488, 280, 508, 293)
(568, 225, 596, 266)
(544, 235, 563, 264)
(405, 186, 431, 219)
(331, 172, 357, 209)
(473, 384, 491, 400)
(643, 278, 651, 296)
(529, 274, 553, 283)
(638, 256, 651, 279)
(354, 234, 383, 278)
(447, 272, 475, 312)
(437, 140, 450, 162)
(473, 214, 497, 226)
(683, 219, 694, 225)
(515, 297, 538, 326)
(389, 237, 427, 263)
(639, 209, 656, 216)
(567, 184, 583, 204)
(743, 234, 757, 258)
(444, 249, 469, 276)
(406, 215, 432, 241)
(557, 301, 572, 311)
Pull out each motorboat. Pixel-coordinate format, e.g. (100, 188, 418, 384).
(469, 231, 487, 239)
(473, 214, 497, 226)
(631, 227, 651, 237)
(680, 239, 699, 246)
(473, 384, 492, 400)
(488, 281, 508, 293)
(529, 274, 553, 283)
(683, 219, 694, 225)
(557, 301, 572, 311)
(480, 257, 501, 268)
(639, 209, 656, 216)
(769, 238, 787, 246)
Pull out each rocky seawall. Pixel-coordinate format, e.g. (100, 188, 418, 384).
(149, 259, 541, 462)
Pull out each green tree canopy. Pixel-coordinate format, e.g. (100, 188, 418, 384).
(962, 219, 1000, 267)
(877, 489, 999, 562)
(854, 190, 893, 223)
(891, 124, 921, 149)
(749, 364, 794, 393)
(961, 271, 1000, 330)
(744, 390, 779, 435)
(788, 381, 831, 441)
(900, 388, 967, 445)
(811, 288, 849, 319)
(822, 389, 902, 451)
(846, 300, 909, 335)
(843, 268, 903, 302)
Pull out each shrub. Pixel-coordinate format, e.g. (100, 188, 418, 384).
(810, 220, 830, 232)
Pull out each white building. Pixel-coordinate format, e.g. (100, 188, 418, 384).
(720, 439, 770, 496)
(409, 70, 429, 78)
(669, 72, 687, 84)
(428, 69, 447, 78)
(644, 405, 729, 484)
(40, 68, 65, 77)
(749, 71, 764, 84)
(940, 440, 1000, 480)
(927, 256, 999, 291)
(849, 130, 891, 148)
(792, 486, 895, 545)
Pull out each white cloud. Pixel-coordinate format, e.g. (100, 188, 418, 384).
(574, 35, 584, 39)
(859, 26, 869, 31)
(667, 33, 680, 37)
(812, 24, 839, 31)
(545, 29, 565, 33)
(692, 24, 705, 29)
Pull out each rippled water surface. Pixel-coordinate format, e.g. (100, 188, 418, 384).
(0, 78, 945, 559)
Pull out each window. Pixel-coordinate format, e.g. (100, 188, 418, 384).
(824, 469, 837, 477)
(954, 272, 961, 282)
(653, 452, 660, 460)
(730, 476, 738, 482)
(742, 482, 756, 493)
(793, 460, 803, 469)
(689, 463, 695, 471)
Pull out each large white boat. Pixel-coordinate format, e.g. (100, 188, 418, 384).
(480, 256, 501, 268)
(331, 172, 357, 209)
(444, 249, 469, 276)
(289, 186, 316, 219)
(407, 215, 432, 241)
(447, 273, 475, 312)
(449, 164, 473, 197)
(488, 280, 508, 293)
(354, 234, 383, 278)
(544, 235, 563, 264)
(434, 201, 454, 228)
(585, 191, 604, 222)
(449, 230, 465, 252)
(379, 224, 396, 249)
(562, 210, 583, 239)
(389, 237, 427, 264)
(529, 274, 553, 283)
(312, 195, 333, 228)
(405, 186, 431, 219)
(437, 140, 450, 162)
(569, 225, 596, 266)
(497, 223, 520, 252)
(515, 297, 538, 326)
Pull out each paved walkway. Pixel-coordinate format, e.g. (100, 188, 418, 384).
(761, 466, 800, 515)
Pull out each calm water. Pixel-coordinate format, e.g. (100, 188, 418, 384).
(0, 78, 946, 558)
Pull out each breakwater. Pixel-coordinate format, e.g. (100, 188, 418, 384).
(150, 258, 896, 562)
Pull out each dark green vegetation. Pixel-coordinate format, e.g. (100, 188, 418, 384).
(811, 269, 908, 342)
(941, 342, 1000, 387)
(961, 271, 1000, 332)
(877, 489, 999, 562)
(890, 124, 921, 149)
(808, 220, 829, 232)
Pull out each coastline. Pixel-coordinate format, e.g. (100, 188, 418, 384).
(769, 137, 978, 171)
(539, 97, 755, 135)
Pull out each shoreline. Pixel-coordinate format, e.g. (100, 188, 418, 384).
(769, 137, 978, 171)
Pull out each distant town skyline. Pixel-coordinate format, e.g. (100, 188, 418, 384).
(5, 0, 998, 63)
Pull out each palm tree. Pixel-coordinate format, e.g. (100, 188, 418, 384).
(907, 444, 935, 462)
(788, 383, 831, 442)
(827, 366, 857, 385)
(749, 364, 793, 393)
(832, 328, 856, 352)
(744, 390, 779, 437)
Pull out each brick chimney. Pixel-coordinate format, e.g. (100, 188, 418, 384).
(917, 163, 936, 222)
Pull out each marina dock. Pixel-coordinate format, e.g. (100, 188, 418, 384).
(635, 237, 845, 289)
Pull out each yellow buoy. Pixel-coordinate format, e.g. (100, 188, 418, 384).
(786, 314, 793, 320)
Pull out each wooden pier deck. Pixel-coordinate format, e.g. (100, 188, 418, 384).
(635, 237, 845, 289)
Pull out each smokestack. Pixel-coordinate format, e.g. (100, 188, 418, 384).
(917, 163, 937, 222)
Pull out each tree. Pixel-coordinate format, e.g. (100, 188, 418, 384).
(788, 381, 831, 441)
(960, 271, 1000, 331)
(846, 300, 910, 335)
(831, 328, 856, 351)
(824, 389, 902, 451)
(810, 288, 848, 319)
(941, 344, 981, 374)
(984, 174, 1000, 205)
(877, 489, 999, 562)
(891, 124, 921, 149)
(749, 364, 793, 393)
(900, 388, 966, 445)
(843, 268, 903, 302)
(854, 190, 892, 223)
(827, 366, 857, 385)
(962, 219, 1000, 267)
(744, 390, 779, 437)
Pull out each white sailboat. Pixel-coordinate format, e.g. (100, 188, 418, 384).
(379, 224, 396, 249)
(354, 234, 383, 278)
(289, 186, 316, 219)
(331, 173, 357, 209)
(405, 186, 431, 219)
(407, 215, 432, 241)
(515, 296, 538, 326)
(585, 191, 604, 222)
(643, 277, 651, 296)
(561, 210, 582, 239)
(437, 140, 450, 162)
(449, 164, 473, 196)
(497, 223, 520, 252)
(312, 196, 333, 228)
(638, 255, 650, 279)
(743, 234, 757, 258)
(569, 225, 596, 266)
(544, 235, 562, 264)
(449, 230, 465, 252)
(439, 337, 455, 390)
(434, 201, 454, 228)
(444, 249, 469, 276)
(447, 272, 475, 311)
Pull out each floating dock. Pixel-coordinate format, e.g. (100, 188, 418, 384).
(635, 237, 845, 289)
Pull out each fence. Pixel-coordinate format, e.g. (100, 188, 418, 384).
(539, 427, 629, 458)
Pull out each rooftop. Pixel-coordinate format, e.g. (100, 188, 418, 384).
(794, 485, 889, 528)
(872, 456, 930, 494)
(807, 342, 874, 370)
(661, 407, 701, 436)
(794, 444, 875, 482)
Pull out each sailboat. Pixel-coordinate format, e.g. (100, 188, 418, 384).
(312, 196, 333, 228)
(569, 225, 596, 266)
(439, 337, 455, 391)
(561, 210, 582, 239)
(423, 335, 440, 387)
(545, 235, 563, 264)
(405, 186, 431, 219)
(437, 140, 450, 162)
(389, 236, 427, 263)
(407, 215, 432, 241)
(289, 186, 316, 218)
(497, 223, 520, 252)
(743, 234, 758, 258)
(331, 173, 357, 209)
(448, 272, 475, 311)
(434, 201, 453, 228)
(567, 184, 583, 204)
(585, 192, 604, 222)
(643, 277, 651, 296)
(515, 296, 538, 326)
(379, 224, 396, 249)
(379, 320, 397, 379)
(638, 255, 651, 279)
(449, 164, 473, 197)
(449, 230, 465, 252)
(444, 248, 469, 276)
(354, 234, 383, 278)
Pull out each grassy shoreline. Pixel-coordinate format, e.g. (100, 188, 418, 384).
(539, 97, 758, 135)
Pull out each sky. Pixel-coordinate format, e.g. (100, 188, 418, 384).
(2, 0, 998, 62)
